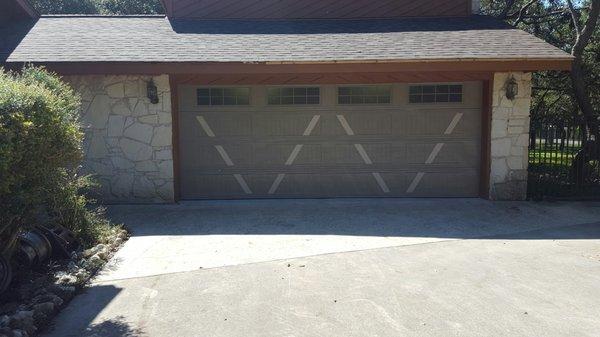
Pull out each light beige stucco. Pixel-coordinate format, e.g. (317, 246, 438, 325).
(489, 72, 532, 200)
(65, 74, 174, 203)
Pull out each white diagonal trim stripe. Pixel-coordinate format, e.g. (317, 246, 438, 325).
(268, 174, 286, 195)
(215, 145, 234, 166)
(372, 173, 390, 193)
(354, 144, 373, 165)
(285, 145, 304, 166)
(444, 113, 464, 135)
(196, 116, 216, 137)
(336, 115, 355, 136)
(425, 143, 445, 164)
(268, 115, 320, 193)
(233, 174, 252, 194)
(303, 115, 320, 136)
(407, 172, 425, 194)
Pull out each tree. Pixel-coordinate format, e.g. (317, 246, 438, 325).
(482, 0, 600, 183)
(482, 0, 599, 135)
(29, 0, 164, 15)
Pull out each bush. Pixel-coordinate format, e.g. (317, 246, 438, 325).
(0, 66, 115, 255)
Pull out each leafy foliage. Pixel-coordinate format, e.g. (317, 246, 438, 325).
(0, 67, 114, 254)
(29, 0, 164, 15)
(481, 0, 600, 130)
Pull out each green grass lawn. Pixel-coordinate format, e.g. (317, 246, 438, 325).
(529, 148, 579, 167)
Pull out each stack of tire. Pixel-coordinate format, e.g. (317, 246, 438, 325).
(0, 255, 11, 295)
(0, 226, 78, 294)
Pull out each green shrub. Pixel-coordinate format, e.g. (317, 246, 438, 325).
(0, 66, 114, 255)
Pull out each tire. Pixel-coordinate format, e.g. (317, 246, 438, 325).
(0, 254, 12, 294)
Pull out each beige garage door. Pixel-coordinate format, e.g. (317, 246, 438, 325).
(178, 82, 482, 199)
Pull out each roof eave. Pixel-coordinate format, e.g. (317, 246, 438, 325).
(1, 58, 573, 75)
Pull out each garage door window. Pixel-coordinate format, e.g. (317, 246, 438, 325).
(268, 87, 320, 105)
(409, 85, 463, 103)
(197, 88, 250, 106)
(338, 86, 391, 104)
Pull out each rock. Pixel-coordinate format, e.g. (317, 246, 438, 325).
(83, 95, 110, 128)
(87, 134, 109, 159)
(32, 294, 63, 308)
(133, 176, 156, 198)
(117, 231, 128, 240)
(123, 123, 153, 144)
(55, 273, 78, 286)
(111, 101, 131, 115)
(73, 269, 90, 284)
(96, 249, 109, 261)
(154, 149, 172, 160)
(110, 174, 134, 198)
(157, 160, 174, 179)
(135, 160, 158, 172)
(47, 285, 76, 302)
(107, 115, 126, 137)
(0, 316, 9, 328)
(151, 126, 172, 147)
(32, 302, 55, 321)
(84, 255, 104, 271)
(9, 311, 35, 336)
(119, 138, 153, 161)
(105, 82, 125, 98)
(113, 238, 124, 247)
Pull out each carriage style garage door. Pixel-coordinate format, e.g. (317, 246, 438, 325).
(178, 82, 482, 199)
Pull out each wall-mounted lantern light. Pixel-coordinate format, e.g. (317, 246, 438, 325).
(505, 76, 519, 100)
(147, 79, 159, 104)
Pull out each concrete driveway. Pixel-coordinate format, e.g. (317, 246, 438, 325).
(42, 199, 600, 337)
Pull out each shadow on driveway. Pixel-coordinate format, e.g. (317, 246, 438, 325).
(107, 198, 600, 240)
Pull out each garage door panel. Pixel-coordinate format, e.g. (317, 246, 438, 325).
(178, 82, 482, 199)
(180, 174, 249, 198)
(254, 143, 323, 165)
(398, 110, 479, 136)
(405, 171, 480, 197)
(254, 114, 323, 136)
(406, 142, 480, 165)
(181, 144, 254, 168)
(342, 112, 392, 135)
(198, 114, 253, 137)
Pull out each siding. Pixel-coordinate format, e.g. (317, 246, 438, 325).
(167, 0, 471, 19)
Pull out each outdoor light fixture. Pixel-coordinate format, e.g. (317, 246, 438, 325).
(147, 79, 159, 104)
(505, 76, 518, 100)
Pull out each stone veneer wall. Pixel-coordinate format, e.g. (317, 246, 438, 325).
(65, 75, 174, 203)
(490, 72, 532, 200)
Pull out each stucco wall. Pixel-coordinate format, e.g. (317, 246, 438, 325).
(65, 75, 174, 203)
(490, 72, 532, 200)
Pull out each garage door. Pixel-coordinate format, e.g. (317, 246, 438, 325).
(178, 82, 482, 199)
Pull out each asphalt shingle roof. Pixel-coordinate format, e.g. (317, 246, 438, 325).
(0, 15, 572, 63)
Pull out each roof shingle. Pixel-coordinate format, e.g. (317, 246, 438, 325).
(0, 15, 572, 64)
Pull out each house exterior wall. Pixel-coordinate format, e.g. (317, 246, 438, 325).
(489, 72, 532, 200)
(163, 0, 472, 19)
(64, 71, 531, 203)
(65, 75, 174, 203)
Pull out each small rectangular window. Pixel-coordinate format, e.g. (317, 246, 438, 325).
(197, 87, 250, 106)
(338, 86, 391, 104)
(409, 85, 463, 103)
(267, 87, 320, 105)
